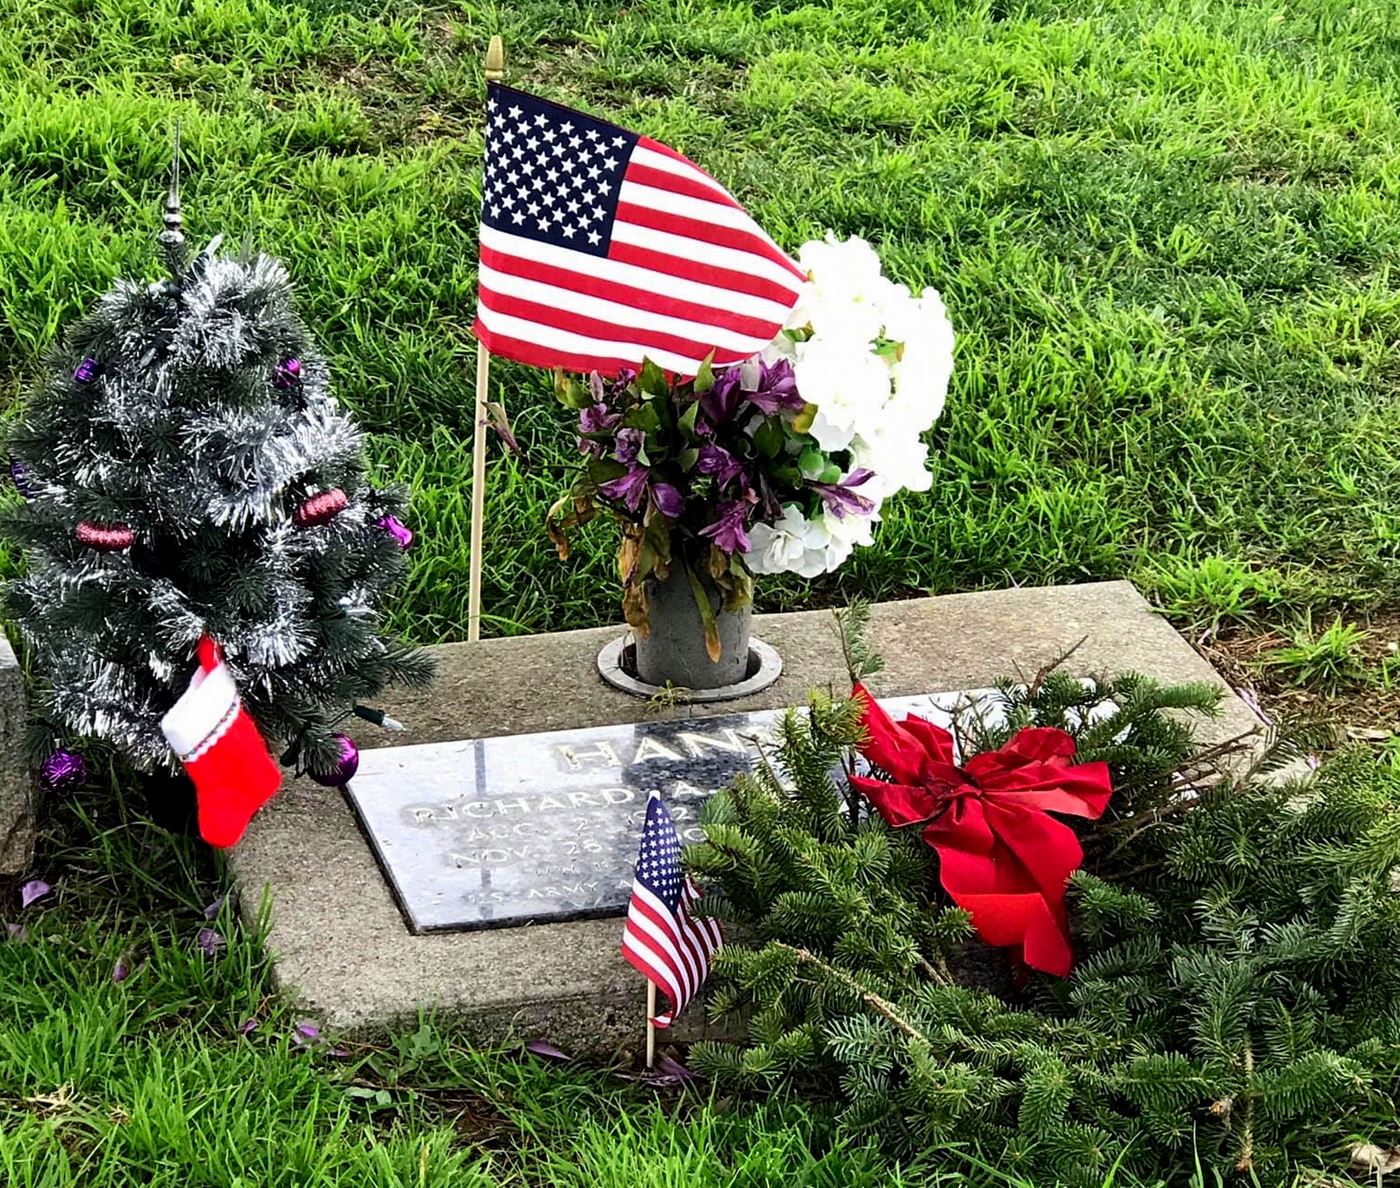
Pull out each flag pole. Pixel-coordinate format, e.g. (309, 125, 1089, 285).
(468, 34, 506, 643)
(645, 982, 657, 1068)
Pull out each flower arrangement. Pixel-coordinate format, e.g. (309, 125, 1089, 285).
(547, 234, 954, 656)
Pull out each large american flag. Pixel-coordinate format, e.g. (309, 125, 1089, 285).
(473, 82, 806, 379)
(621, 792, 723, 1027)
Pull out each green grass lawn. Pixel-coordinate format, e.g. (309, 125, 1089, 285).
(4, 0, 1400, 1182)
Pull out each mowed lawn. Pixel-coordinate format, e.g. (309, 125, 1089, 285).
(3, 1, 1400, 1185)
(3, 0, 1400, 639)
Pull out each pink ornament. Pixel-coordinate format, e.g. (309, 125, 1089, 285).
(308, 734, 359, 787)
(293, 488, 347, 528)
(376, 514, 413, 549)
(76, 521, 133, 552)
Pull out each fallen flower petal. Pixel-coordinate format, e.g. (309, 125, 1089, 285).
(524, 1039, 570, 1062)
(112, 957, 131, 984)
(237, 1018, 259, 1036)
(196, 928, 226, 957)
(20, 880, 52, 909)
(202, 896, 225, 921)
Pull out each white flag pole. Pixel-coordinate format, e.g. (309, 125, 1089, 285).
(468, 34, 506, 643)
(645, 982, 657, 1068)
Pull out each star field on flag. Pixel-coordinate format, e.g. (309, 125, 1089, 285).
(473, 83, 806, 379)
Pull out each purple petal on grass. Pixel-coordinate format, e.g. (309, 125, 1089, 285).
(203, 896, 225, 921)
(196, 928, 226, 957)
(327, 1045, 351, 1058)
(6, 922, 27, 942)
(238, 1018, 259, 1036)
(112, 956, 131, 984)
(524, 1039, 571, 1062)
(295, 1021, 322, 1042)
(653, 1053, 698, 1082)
(650, 482, 684, 520)
(20, 880, 51, 909)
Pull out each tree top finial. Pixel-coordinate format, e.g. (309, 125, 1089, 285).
(159, 122, 187, 280)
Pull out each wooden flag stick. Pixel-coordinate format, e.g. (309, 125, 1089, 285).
(645, 982, 657, 1069)
(467, 34, 507, 644)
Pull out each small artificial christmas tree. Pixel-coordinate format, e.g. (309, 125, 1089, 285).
(3, 155, 430, 828)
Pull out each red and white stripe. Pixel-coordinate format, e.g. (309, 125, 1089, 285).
(474, 139, 806, 378)
(622, 874, 723, 1028)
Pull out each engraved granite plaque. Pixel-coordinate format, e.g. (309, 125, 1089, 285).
(345, 690, 999, 933)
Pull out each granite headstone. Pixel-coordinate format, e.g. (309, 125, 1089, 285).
(345, 689, 1005, 933)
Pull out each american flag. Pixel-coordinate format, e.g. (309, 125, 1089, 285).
(621, 791, 723, 1027)
(472, 82, 807, 379)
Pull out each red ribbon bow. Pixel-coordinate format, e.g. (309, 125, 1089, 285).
(850, 684, 1113, 977)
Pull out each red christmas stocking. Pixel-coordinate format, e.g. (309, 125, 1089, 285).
(160, 637, 282, 848)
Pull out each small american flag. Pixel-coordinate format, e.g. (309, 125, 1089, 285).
(621, 791, 723, 1027)
(473, 82, 807, 379)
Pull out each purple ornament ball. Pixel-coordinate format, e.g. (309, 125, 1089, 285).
(73, 357, 101, 384)
(376, 514, 414, 549)
(308, 734, 359, 787)
(40, 750, 87, 794)
(9, 457, 33, 500)
(274, 358, 302, 389)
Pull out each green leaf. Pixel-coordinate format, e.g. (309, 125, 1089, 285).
(694, 353, 715, 394)
(798, 445, 826, 479)
(554, 371, 591, 410)
(679, 400, 700, 440)
(639, 358, 669, 399)
(791, 402, 818, 435)
(624, 403, 662, 433)
(586, 457, 628, 485)
(753, 418, 785, 459)
(684, 562, 723, 663)
(678, 446, 699, 472)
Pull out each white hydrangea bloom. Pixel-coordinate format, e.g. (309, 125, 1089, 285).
(741, 233, 955, 578)
(744, 505, 836, 579)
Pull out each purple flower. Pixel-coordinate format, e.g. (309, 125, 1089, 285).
(295, 1021, 321, 1042)
(699, 368, 744, 425)
(112, 956, 131, 984)
(203, 896, 225, 921)
(196, 928, 226, 957)
(744, 358, 803, 415)
(20, 880, 51, 909)
(651, 482, 684, 520)
(697, 443, 747, 491)
(811, 468, 876, 520)
(700, 500, 752, 555)
(579, 403, 620, 436)
(578, 403, 622, 457)
(238, 1018, 259, 1036)
(615, 427, 644, 466)
(598, 465, 651, 513)
(599, 467, 684, 519)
